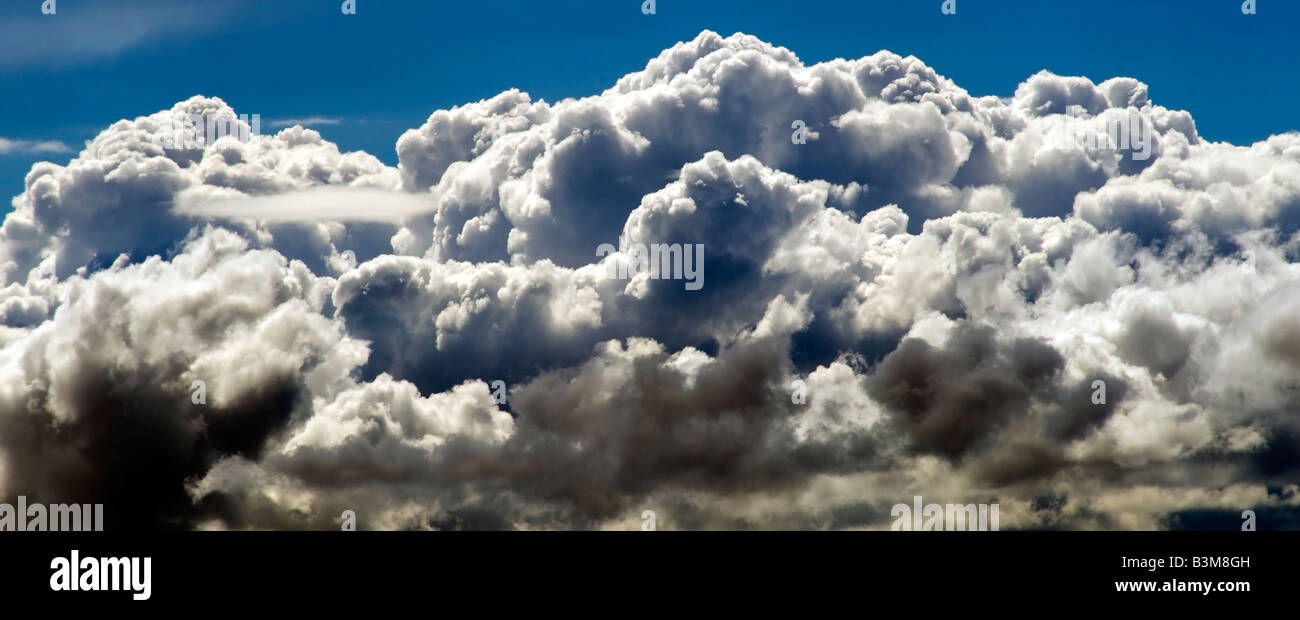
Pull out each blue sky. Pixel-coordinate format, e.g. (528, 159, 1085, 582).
(1, 0, 1296, 208)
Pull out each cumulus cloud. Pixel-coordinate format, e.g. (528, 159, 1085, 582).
(1, 31, 1298, 530)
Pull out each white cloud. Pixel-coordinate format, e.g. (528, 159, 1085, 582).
(0, 138, 71, 155)
(268, 117, 343, 129)
(174, 186, 437, 222)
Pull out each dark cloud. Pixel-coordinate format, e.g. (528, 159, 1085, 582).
(868, 324, 1064, 458)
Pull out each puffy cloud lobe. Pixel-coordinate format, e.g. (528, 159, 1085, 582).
(0, 97, 400, 289)
(1, 31, 1299, 530)
(0, 229, 357, 528)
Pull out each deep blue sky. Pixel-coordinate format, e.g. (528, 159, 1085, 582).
(2, 0, 1296, 209)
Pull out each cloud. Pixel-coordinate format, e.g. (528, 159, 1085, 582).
(268, 117, 343, 129)
(175, 186, 437, 222)
(1, 31, 1298, 530)
(0, 0, 247, 72)
(0, 138, 72, 155)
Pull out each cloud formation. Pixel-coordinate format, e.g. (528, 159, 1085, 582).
(0, 0, 247, 72)
(0, 138, 71, 155)
(175, 186, 437, 223)
(268, 117, 343, 129)
(1, 31, 1298, 530)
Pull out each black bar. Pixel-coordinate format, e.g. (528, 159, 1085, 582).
(0, 531, 1288, 609)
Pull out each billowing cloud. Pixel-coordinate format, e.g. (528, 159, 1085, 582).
(1, 31, 1298, 530)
